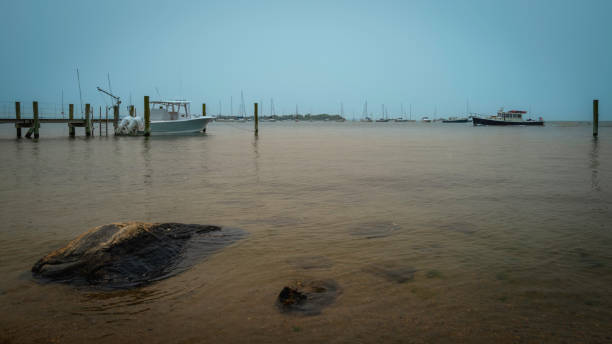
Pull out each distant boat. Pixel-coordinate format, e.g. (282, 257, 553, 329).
(360, 117, 373, 122)
(442, 117, 469, 123)
(421, 117, 432, 123)
(472, 108, 544, 126)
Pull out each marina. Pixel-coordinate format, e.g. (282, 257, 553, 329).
(1, 0, 610, 342)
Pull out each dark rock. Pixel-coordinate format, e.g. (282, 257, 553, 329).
(31, 222, 246, 289)
(276, 279, 340, 315)
(278, 287, 307, 306)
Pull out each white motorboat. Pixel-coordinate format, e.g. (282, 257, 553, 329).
(149, 100, 215, 134)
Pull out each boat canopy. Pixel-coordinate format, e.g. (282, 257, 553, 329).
(150, 100, 191, 105)
(150, 100, 192, 121)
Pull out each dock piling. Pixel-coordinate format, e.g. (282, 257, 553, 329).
(202, 103, 206, 117)
(105, 107, 108, 136)
(69, 104, 75, 137)
(26, 101, 39, 139)
(15, 102, 21, 138)
(593, 99, 599, 137)
(254, 102, 259, 136)
(99, 106, 102, 136)
(113, 105, 119, 134)
(129, 105, 134, 117)
(85, 104, 91, 137)
(144, 96, 150, 136)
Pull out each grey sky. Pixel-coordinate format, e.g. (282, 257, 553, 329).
(1, 0, 610, 119)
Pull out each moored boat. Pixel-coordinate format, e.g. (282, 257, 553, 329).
(442, 117, 469, 123)
(150, 100, 215, 134)
(472, 109, 543, 126)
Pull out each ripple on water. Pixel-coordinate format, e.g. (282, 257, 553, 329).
(349, 222, 401, 239)
(363, 262, 417, 283)
(286, 256, 334, 270)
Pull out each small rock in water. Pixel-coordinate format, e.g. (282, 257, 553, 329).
(31, 222, 246, 289)
(276, 279, 340, 315)
(278, 287, 307, 306)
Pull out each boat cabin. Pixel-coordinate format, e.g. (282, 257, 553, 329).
(497, 108, 526, 121)
(150, 100, 192, 121)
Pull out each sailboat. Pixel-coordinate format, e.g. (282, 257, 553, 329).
(376, 104, 390, 122)
(360, 101, 372, 122)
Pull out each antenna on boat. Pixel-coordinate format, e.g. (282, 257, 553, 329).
(76, 68, 84, 116)
(240, 91, 246, 118)
(107, 73, 113, 94)
(96, 86, 121, 110)
(155, 87, 162, 99)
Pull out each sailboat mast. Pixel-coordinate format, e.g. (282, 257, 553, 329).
(76, 68, 83, 116)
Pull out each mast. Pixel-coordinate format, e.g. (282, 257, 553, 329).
(230, 96, 233, 117)
(61, 89, 64, 116)
(76, 68, 83, 115)
(410, 104, 412, 120)
(240, 90, 246, 118)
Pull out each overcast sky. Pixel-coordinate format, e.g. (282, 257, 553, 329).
(0, 0, 610, 119)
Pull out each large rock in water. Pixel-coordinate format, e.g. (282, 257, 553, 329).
(31, 222, 246, 289)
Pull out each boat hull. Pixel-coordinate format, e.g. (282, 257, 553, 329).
(472, 117, 543, 126)
(150, 117, 215, 134)
(442, 119, 469, 123)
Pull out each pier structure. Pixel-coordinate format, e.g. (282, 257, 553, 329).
(0, 97, 169, 138)
(0, 101, 112, 138)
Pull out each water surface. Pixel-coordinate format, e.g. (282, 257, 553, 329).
(1, 121, 611, 343)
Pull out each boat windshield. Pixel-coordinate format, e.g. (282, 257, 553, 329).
(150, 101, 191, 121)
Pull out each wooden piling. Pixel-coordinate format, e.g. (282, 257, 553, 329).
(25, 101, 39, 139)
(129, 105, 134, 117)
(85, 103, 91, 136)
(105, 107, 108, 136)
(99, 106, 102, 136)
(113, 105, 119, 134)
(202, 103, 206, 117)
(69, 104, 75, 137)
(33, 101, 39, 138)
(593, 99, 599, 137)
(254, 102, 259, 136)
(15, 102, 21, 138)
(144, 96, 151, 136)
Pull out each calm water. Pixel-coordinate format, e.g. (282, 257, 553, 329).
(0, 121, 611, 343)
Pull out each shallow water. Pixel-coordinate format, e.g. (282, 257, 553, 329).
(1, 121, 611, 343)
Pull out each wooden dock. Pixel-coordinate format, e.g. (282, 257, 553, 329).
(2, 101, 128, 138)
